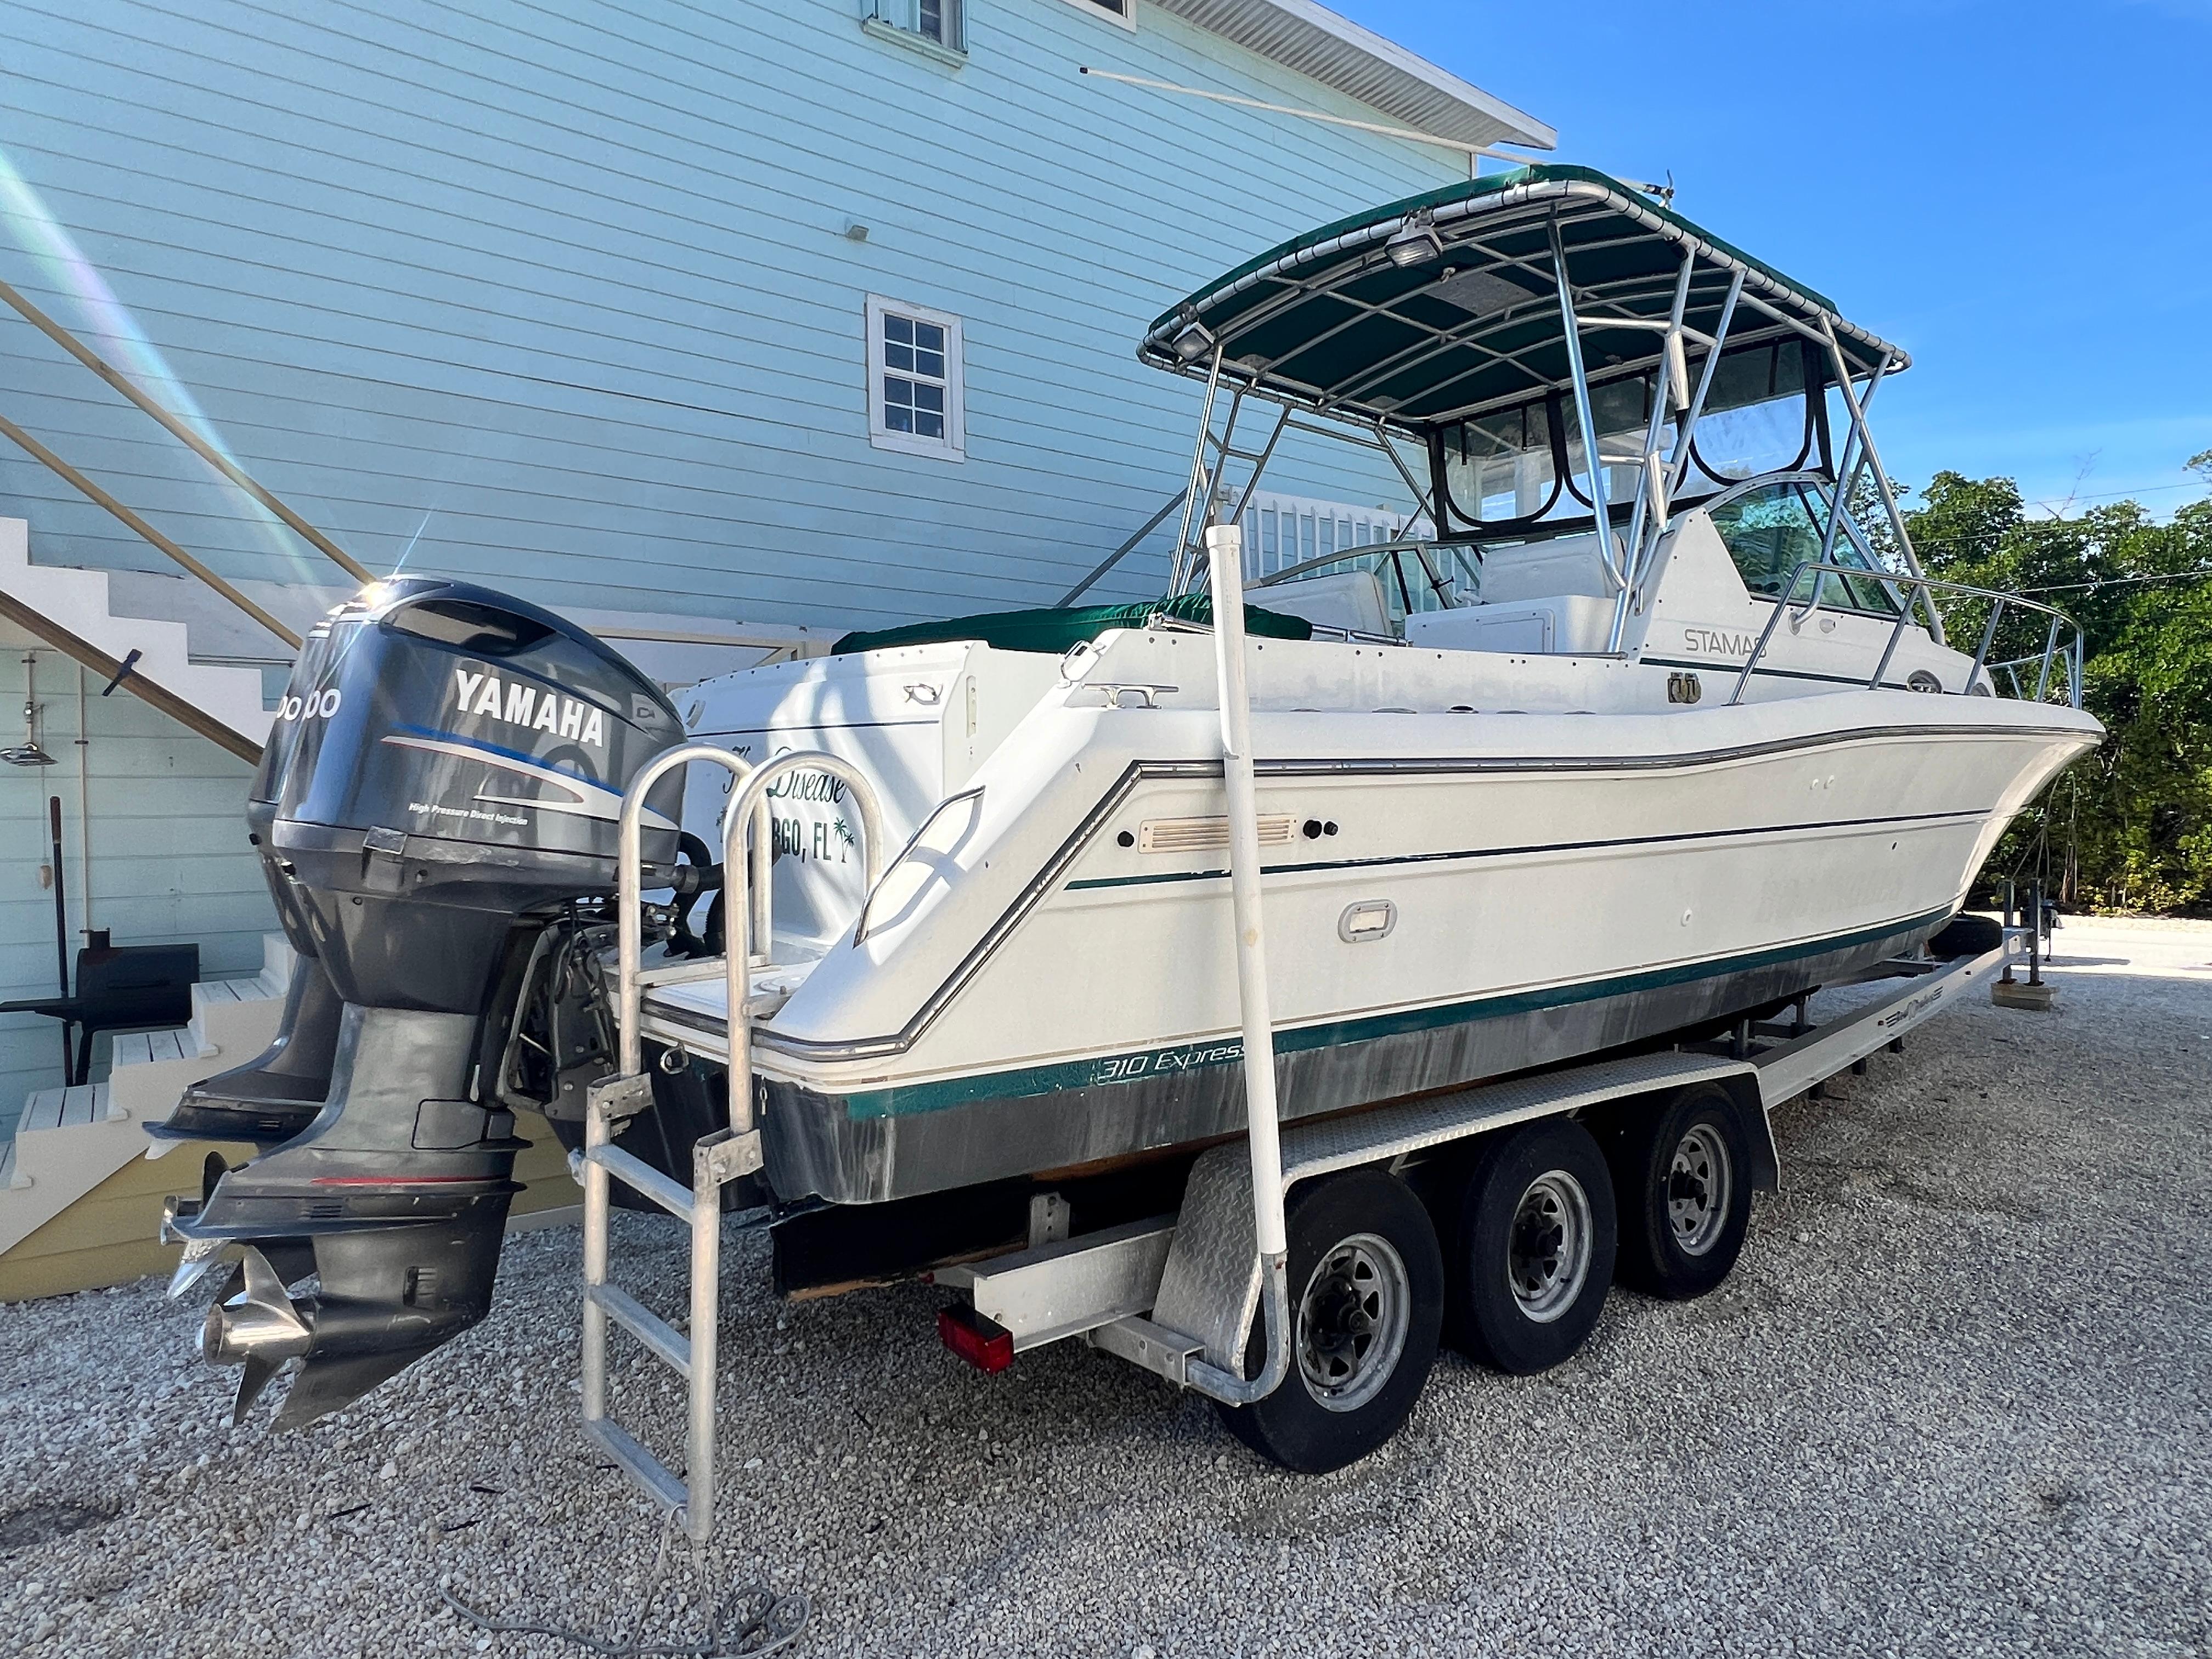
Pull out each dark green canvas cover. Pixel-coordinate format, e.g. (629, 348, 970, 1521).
(1138, 164, 1903, 433)
(832, 593, 1313, 657)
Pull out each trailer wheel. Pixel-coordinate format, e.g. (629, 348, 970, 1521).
(1218, 1168, 1443, 1475)
(1448, 1118, 1617, 1373)
(1610, 1085, 1753, 1300)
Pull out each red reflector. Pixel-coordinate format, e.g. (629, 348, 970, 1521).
(938, 1305, 1014, 1375)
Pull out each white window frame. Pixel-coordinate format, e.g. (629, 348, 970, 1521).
(865, 294, 966, 462)
(860, 0, 967, 64)
(1053, 0, 1136, 30)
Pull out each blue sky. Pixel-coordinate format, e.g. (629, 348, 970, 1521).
(1335, 0, 2212, 518)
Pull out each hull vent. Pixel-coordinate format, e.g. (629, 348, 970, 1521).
(1138, 814, 1295, 854)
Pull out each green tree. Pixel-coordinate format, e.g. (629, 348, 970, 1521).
(1900, 453, 2212, 912)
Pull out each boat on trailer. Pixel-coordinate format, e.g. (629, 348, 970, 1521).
(164, 165, 2098, 1522)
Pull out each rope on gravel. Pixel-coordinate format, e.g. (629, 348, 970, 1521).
(440, 1521, 810, 1657)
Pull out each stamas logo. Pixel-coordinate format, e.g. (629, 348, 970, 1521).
(452, 669, 606, 748)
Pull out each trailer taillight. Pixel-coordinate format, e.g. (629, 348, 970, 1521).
(938, 1305, 1014, 1374)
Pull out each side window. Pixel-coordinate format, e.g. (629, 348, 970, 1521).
(1709, 481, 1898, 613)
(866, 296, 964, 461)
(1057, 0, 1135, 25)
(862, 0, 965, 55)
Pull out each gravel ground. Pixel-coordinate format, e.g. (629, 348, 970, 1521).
(3, 920, 2208, 1658)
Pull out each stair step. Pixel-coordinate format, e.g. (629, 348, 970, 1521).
(0, 518, 275, 745)
(109, 1028, 210, 1070)
(191, 972, 285, 1012)
(19, 1082, 114, 1133)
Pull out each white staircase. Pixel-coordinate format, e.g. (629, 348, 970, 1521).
(0, 515, 280, 755)
(0, 932, 294, 1257)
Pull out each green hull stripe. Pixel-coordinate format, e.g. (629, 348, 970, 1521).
(836, 905, 1951, 1121)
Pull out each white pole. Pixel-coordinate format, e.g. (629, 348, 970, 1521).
(1205, 523, 1287, 1262)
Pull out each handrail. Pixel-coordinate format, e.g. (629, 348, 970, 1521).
(1727, 560, 2084, 708)
(1251, 537, 1461, 615)
(707, 753, 886, 1132)
(0, 277, 374, 584)
(597, 743, 883, 1544)
(0, 409, 302, 649)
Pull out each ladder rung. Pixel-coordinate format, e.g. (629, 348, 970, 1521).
(583, 1417, 688, 1516)
(588, 1283, 692, 1376)
(590, 1145, 696, 1221)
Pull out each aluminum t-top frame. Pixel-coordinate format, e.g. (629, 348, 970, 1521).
(1130, 165, 1938, 651)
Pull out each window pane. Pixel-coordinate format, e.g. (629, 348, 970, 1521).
(919, 0, 942, 38)
(874, 307, 956, 449)
(1709, 482, 1825, 599)
(1444, 402, 1558, 523)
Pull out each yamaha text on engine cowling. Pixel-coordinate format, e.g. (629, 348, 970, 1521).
(160, 579, 688, 1428)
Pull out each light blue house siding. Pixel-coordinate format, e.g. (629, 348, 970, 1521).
(0, 632, 274, 1137)
(0, 0, 1476, 630)
(0, 1, 1537, 1132)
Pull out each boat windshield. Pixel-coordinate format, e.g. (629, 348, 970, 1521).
(1438, 341, 1826, 533)
(1708, 478, 1900, 614)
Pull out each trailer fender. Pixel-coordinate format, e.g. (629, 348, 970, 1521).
(1149, 1051, 1760, 1374)
(1716, 1074, 1782, 1194)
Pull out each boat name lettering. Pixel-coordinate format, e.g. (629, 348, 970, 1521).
(452, 669, 605, 749)
(1093, 1041, 1244, 1085)
(1683, 628, 1757, 657)
(771, 815, 853, 864)
(765, 769, 847, 804)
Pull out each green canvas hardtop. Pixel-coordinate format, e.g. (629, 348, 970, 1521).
(1138, 164, 1902, 432)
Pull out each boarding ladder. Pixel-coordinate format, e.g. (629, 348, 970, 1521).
(582, 746, 883, 1542)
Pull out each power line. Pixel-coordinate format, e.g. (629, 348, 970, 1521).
(2022, 479, 2210, 507)
(2018, 569, 2212, 596)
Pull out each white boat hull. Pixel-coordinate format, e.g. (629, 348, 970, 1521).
(656, 633, 2097, 1205)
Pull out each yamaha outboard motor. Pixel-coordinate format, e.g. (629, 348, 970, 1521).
(163, 578, 685, 1427)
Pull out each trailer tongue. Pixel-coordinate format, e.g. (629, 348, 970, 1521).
(162, 577, 690, 1427)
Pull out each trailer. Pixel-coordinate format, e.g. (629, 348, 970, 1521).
(575, 527, 2053, 1541)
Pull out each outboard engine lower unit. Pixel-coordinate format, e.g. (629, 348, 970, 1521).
(164, 578, 684, 1427)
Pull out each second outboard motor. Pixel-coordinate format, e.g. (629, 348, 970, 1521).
(164, 578, 685, 1427)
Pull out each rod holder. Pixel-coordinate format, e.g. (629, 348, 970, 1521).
(1190, 522, 1294, 1407)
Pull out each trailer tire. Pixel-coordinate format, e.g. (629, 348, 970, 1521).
(1447, 1118, 1617, 1373)
(1217, 1168, 1443, 1475)
(1609, 1085, 1753, 1300)
(1929, 912, 2004, 958)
